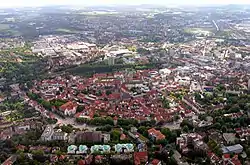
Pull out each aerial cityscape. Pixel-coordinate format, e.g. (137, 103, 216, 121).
(0, 1, 250, 165)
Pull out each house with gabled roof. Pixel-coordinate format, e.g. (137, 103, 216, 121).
(59, 101, 77, 116)
(148, 128, 165, 141)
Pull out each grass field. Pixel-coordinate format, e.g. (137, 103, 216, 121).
(0, 24, 21, 36)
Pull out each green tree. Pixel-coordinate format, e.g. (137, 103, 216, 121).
(138, 126, 148, 137)
(41, 100, 52, 110)
(161, 128, 171, 137)
(183, 125, 189, 133)
(32, 150, 44, 156)
(173, 115, 180, 121)
(221, 126, 227, 133)
(246, 148, 250, 157)
(61, 125, 73, 133)
(111, 130, 121, 142)
(76, 105, 85, 113)
(214, 122, 221, 130)
(106, 90, 112, 96)
(214, 146, 223, 157)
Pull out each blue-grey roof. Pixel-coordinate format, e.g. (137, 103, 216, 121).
(222, 144, 243, 153)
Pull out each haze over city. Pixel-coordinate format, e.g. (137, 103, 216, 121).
(1, 0, 250, 7)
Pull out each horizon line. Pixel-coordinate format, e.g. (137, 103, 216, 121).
(1, 3, 250, 9)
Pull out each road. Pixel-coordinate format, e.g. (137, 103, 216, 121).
(212, 20, 219, 31)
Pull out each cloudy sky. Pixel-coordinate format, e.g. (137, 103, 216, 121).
(1, 0, 250, 7)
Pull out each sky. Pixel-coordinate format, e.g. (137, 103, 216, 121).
(1, 0, 250, 7)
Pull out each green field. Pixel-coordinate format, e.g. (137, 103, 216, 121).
(0, 24, 21, 36)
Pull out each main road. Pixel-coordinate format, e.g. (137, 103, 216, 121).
(212, 20, 219, 31)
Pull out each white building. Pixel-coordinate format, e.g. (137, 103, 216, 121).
(159, 68, 171, 75)
(40, 125, 54, 141)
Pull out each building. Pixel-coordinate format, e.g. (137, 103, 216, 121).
(223, 133, 236, 145)
(172, 150, 189, 165)
(102, 133, 111, 143)
(223, 154, 241, 165)
(148, 128, 165, 141)
(169, 48, 175, 57)
(128, 127, 149, 143)
(114, 143, 134, 153)
(176, 133, 208, 156)
(222, 144, 243, 154)
(41, 126, 68, 141)
(248, 79, 250, 91)
(59, 101, 77, 116)
(208, 152, 222, 164)
(15, 122, 31, 131)
(107, 56, 115, 65)
(159, 68, 171, 76)
(52, 129, 68, 141)
(76, 145, 88, 154)
(134, 152, 148, 165)
(90, 145, 111, 154)
(113, 116, 118, 126)
(67, 145, 78, 154)
(40, 125, 54, 141)
(76, 131, 110, 143)
(1, 155, 17, 165)
(150, 159, 162, 165)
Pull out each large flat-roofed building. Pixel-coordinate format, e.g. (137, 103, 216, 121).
(222, 144, 243, 154)
(76, 131, 110, 143)
(76, 131, 101, 143)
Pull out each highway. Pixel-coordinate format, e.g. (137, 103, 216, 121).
(212, 20, 219, 31)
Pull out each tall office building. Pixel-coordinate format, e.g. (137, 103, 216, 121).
(169, 48, 175, 57)
(107, 56, 115, 65)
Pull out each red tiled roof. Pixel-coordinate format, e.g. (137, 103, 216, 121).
(148, 128, 165, 140)
(77, 159, 86, 165)
(231, 155, 241, 165)
(2, 160, 12, 165)
(108, 93, 120, 100)
(232, 160, 242, 165)
(134, 152, 148, 165)
(151, 159, 160, 165)
(59, 155, 65, 160)
(95, 155, 103, 161)
(16, 144, 26, 151)
(120, 134, 126, 140)
(223, 154, 230, 159)
(60, 101, 77, 111)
